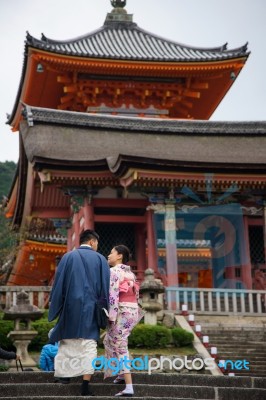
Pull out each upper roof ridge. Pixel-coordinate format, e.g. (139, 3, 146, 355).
(24, 1, 249, 60)
(104, 0, 134, 27)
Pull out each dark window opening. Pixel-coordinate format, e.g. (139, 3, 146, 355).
(95, 223, 136, 261)
(249, 226, 265, 264)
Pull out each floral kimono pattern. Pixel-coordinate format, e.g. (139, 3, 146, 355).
(103, 264, 144, 378)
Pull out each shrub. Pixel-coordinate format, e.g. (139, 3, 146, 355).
(0, 364, 9, 372)
(29, 320, 56, 351)
(128, 324, 172, 348)
(0, 312, 55, 352)
(0, 317, 16, 351)
(171, 327, 194, 347)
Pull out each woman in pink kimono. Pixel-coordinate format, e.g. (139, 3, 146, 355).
(104, 244, 143, 397)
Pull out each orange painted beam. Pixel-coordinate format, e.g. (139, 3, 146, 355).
(93, 198, 148, 208)
(94, 215, 146, 223)
(129, 169, 266, 183)
(34, 49, 247, 75)
(31, 209, 70, 219)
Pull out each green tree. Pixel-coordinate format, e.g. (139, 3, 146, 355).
(0, 161, 16, 200)
(0, 161, 17, 283)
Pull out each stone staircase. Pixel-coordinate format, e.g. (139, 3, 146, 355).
(0, 371, 266, 400)
(194, 316, 266, 377)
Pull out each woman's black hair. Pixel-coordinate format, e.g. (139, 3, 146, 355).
(114, 244, 131, 264)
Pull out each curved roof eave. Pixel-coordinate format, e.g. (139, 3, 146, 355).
(7, 18, 250, 129)
(6, 37, 29, 128)
(108, 154, 266, 178)
(24, 22, 249, 63)
(22, 105, 266, 136)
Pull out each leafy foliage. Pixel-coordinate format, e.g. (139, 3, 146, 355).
(0, 214, 18, 257)
(129, 324, 169, 348)
(0, 161, 16, 200)
(29, 320, 56, 351)
(0, 309, 193, 353)
(0, 316, 16, 351)
(128, 324, 193, 348)
(0, 161, 17, 282)
(0, 312, 56, 352)
(171, 327, 194, 346)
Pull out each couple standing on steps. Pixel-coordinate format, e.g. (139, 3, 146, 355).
(48, 229, 144, 397)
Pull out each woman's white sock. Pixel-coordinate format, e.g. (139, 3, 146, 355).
(123, 384, 133, 394)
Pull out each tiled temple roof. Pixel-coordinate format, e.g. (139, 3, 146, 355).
(22, 105, 266, 136)
(20, 106, 266, 173)
(25, 6, 249, 62)
(7, 4, 250, 129)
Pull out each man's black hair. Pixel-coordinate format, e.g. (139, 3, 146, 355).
(79, 229, 99, 245)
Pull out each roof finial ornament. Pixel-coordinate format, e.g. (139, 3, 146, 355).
(111, 0, 126, 8)
(106, 0, 133, 24)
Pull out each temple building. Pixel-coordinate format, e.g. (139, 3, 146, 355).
(4, 0, 266, 289)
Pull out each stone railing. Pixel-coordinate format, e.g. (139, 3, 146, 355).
(166, 287, 266, 315)
(1, 286, 266, 315)
(0, 286, 52, 310)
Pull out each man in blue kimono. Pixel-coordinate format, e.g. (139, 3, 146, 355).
(48, 229, 110, 396)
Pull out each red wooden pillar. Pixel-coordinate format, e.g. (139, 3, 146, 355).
(225, 266, 235, 281)
(264, 203, 266, 266)
(135, 224, 146, 280)
(242, 216, 252, 289)
(67, 227, 72, 252)
(165, 203, 178, 286)
(73, 212, 80, 249)
(146, 209, 158, 273)
(83, 198, 94, 230)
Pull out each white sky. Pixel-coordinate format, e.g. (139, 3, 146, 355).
(0, 0, 265, 162)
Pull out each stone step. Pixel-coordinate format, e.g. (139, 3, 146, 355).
(209, 343, 266, 347)
(189, 316, 266, 380)
(202, 333, 266, 339)
(217, 361, 266, 366)
(201, 333, 266, 340)
(1, 373, 266, 400)
(208, 345, 266, 350)
(1, 372, 266, 387)
(206, 344, 266, 354)
(214, 355, 266, 362)
(0, 383, 217, 399)
(209, 344, 266, 346)
(206, 342, 266, 346)
(203, 335, 266, 341)
(208, 343, 266, 347)
(0, 383, 266, 400)
(0, 397, 210, 400)
(205, 337, 266, 341)
(233, 372, 266, 377)
(213, 348, 266, 354)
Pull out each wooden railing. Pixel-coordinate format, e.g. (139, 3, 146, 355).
(1, 286, 266, 315)
(166, 287, 266, 315)
(0, 286, 52, 310)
